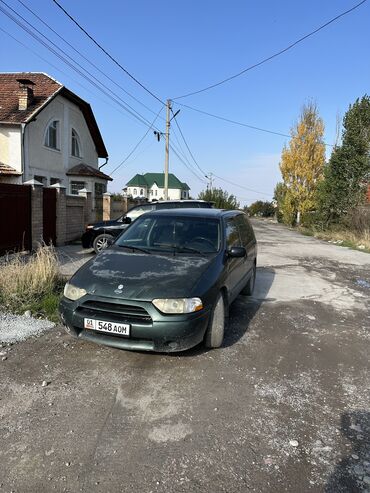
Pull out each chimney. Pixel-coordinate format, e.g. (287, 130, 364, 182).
(16, 78, 35, 111)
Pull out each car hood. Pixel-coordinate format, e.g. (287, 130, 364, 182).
(71, 246, 216, 300)
(90, 219, 120, 228)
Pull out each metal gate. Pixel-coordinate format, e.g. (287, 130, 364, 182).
(0, 183, 32, 254)
(43, 187, 56, 245)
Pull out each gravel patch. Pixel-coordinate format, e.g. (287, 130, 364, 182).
(0, 312, 54, 343)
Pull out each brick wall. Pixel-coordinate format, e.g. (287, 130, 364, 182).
(31, 185, 43, 249)
(102, 194, 147, 221)
(66, 195, 85, 242)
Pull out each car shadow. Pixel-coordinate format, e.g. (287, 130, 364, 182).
(223, 266, 275, 348)
(173, 267, 275, 357)
(325, 410, 370, 492)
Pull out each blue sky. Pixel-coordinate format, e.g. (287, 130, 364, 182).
(1, 0, 369, 205)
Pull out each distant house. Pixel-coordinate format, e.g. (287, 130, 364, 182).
(0, 72, 110, 211)
(125, 173, 190, 201)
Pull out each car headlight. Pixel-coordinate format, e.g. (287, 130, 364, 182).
(152, 298, 203, 314)
(63, 282, 87, 301)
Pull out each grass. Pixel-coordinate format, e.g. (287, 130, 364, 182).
(0, 245, 64, 322)
(298, 226, 370, 253)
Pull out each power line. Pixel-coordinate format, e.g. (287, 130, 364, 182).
(0, 24, 161, 128)
(110, 107, 164, 175)
(171, 109, 208, 176)
(16, 0, 165, 121)
(114, 140, 157, 181)
(0, 0, 162, 131)
(169, 143, 207, 183)
(212, 173, 273, 197)
(176, 102, 290, 138)
(175, 102, 334, 147)
(170, 125, 206, 180)
(173, 0, 368, 99)
(51, 0, 165, 105)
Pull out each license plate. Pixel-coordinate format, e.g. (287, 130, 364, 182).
(84, 318, 130, 336)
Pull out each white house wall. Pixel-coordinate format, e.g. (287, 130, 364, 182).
(24, 94, 98, 185)
(127, 182, 187, 201)
(0, 124, 22, 172)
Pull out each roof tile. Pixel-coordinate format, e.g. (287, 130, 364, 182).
(67, 163, 112, 181)
(0, 72, 61, 123)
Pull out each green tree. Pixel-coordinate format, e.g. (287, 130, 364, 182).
(318, 95, 370, 223)
(279, 102, 326, 225)
(273, 182, 287, 223)
(198, 188, 240, 210)
(247, 200, 275, 217)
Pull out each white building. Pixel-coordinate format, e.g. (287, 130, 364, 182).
(0, 72, 110, 204)
(126, 173, 190, 201)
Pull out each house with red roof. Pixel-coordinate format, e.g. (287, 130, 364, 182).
(0, 72, 110, 203)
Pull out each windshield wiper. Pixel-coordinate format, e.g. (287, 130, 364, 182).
(153, 243, 204, 254)
(175, 246, 204, 254)
(118, 245, 151, 254)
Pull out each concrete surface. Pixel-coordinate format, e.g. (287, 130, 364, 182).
(1, 220, 369, 493)
(56, 243, 94, 278)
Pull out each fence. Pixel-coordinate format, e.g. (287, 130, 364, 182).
(0, 181, 93, 254)
(102, 194, 147, 221)
(0, 183, 32, 254)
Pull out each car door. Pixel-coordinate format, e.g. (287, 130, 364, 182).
(224, 216, 245, 302)
(235, 214, 255, 280)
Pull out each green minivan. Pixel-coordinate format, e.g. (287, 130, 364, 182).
(59, 208, 257, 352)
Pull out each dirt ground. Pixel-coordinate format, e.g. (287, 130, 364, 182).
(1, 220, 369, 493)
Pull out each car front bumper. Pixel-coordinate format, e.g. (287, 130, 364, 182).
(81, 230, 94, 248)
(59, 296, 210, 353)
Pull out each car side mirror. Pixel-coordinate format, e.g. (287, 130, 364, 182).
(228, 246, 246, 258)
(124, 217, 132, 224)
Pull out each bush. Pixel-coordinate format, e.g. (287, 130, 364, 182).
(344, 206, 370, 234)
(0, 245, 64, 320)
(247, 201, 275, 217)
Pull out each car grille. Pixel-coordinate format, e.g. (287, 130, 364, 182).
(77, 300, 152, 324)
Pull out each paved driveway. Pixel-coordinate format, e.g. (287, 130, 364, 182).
(56, 243, 94, 278)
(1, 221, 369, 493)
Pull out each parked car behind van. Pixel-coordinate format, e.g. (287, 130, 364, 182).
(82, 200, 213, 253)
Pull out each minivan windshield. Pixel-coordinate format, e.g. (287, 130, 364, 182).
(116, 215, 220, 254)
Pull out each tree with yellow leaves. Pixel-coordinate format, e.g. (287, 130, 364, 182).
(279, 102, 326, 225)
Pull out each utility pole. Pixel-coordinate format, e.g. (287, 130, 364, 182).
(207, 172, 214, 192)
(164, 99, 172, 200)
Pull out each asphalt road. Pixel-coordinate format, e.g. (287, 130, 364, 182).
(1, 220, 369, 493)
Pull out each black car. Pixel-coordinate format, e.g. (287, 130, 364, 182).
(60, 209, 257, 353)
(82, 200, 213, 253)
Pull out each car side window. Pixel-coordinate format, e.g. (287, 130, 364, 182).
(235, 214, 253, 245)
(225, 217, 241, 248)
(156, 202, 177, 210)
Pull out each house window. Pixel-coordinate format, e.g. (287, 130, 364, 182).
(50, 177, 61, 186)
(44, 120, 59, 149)
(70, 181, 85, 195)
(150, 189, 153, 195)
(140, 188, 144, 195)
(95, 182, 106, 197)
(71, 128, 81, 157)
(133, 188, 137, 195)
(34, 175, 46, 186)
(155, 190, 157, 196)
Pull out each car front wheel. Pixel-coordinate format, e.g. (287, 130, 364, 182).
(204, 292, 225, 349)
(93, 234, 114, 254)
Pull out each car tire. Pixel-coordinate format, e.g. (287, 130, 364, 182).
(204, 292, 226, 349)
(241, 262, 256, 296)
(93, 234, 114, 254)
